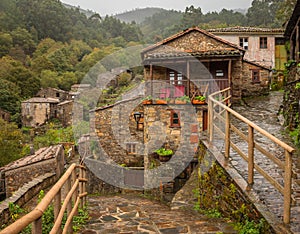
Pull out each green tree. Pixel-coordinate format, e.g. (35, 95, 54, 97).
(10, 27, 36, 55)
(181, 5, 203, 28)
(246, 0, 284, 27)
(0, 118, 25, 167)
(0, 56, 40, 98)
(276, 0, 297, 25)
(0, 32, 13, 57)
(0, 79, 21, 116)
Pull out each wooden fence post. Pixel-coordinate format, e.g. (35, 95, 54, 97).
(32, 217, 42, 234)
(283, 150, 292, 224)
(54, 189, 62, 233)
(225, 110, 230, 159)
(66, 177, 73, 234)
(208, 98, 214, 143)
(248, 125, 254, 186)
(72, 169, 78, 216)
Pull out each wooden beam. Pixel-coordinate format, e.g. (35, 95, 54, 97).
(296, 25, 299, 62)
(150, 64, 153, 97)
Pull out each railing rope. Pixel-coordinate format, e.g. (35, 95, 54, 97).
(0, 163, 87, 234)
(208, 88, 295, 224)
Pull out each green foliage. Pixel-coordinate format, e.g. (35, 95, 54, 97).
(155, 148, 173, 156)
(246, 0, 284, 27)
(8, 203, 31, 233)
(289, 125, 300, 146)
(176, 95, 191, 103)
(234, 218, 266, 234)
(194, 95, 206, 101)
(295, 83, 300, 90)
(0, 119, 26, 167)
(33, 122, 74, 149)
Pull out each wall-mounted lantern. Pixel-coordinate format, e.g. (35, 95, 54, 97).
(133, 112, 143, 130)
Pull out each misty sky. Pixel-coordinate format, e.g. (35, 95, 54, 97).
(61, 0, 253, 16)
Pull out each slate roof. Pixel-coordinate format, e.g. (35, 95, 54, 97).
(0, 145, 61, 172)
(243, 59, 272, 71)
(143, 50, 243, 61)
(22, 97, 59, 103)
(141, 27, 244, 56)
(208, 26, 284, 34)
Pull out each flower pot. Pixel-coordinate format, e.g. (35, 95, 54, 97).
(159, 154, 172, 162)
(175, 100, 186, 104)
(155, 99, 167, 104)
(192, 100, 206, 105)
(142, 100, 152, 105)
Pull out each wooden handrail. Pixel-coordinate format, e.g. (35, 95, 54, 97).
(208, 88, 295, 224)
(0, 163, 87, 234)
(209, 89, 295, 153)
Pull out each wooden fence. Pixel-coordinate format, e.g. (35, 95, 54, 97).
(0, 163, 87, 234)
(208, 87, 295, 224)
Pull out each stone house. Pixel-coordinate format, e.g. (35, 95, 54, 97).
(36, 87, 69, 102)
(57, 100, 73, 127)
(142, 27, 270, 101)
(208, 26, 287, 72)
(21, 97, 59, 127)
(0, 145, 64, 198)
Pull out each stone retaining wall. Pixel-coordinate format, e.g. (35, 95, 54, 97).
(0, 173, 56, 226)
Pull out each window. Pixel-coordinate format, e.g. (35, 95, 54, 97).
(260, 37, 267, 49)
(170, 110, 180, 127)
(168, 70, 183, 85)
(126, 143, 137, 154)
(56, 92, 60, 98)
(239, 37, 248, 50)
(252, 70, 260, 83)
(216, 70, 224, 77)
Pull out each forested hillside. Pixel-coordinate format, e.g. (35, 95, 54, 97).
(0, 0, 142, 123)
(114, 7, 165, 24)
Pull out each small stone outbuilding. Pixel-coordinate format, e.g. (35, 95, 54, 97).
(21, 97, 59, 127)
(0, 145, 65, 198)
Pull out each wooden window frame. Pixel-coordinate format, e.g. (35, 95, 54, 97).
(170, 110, 180, 127)
(239, 37, 248, 50)
(252, 70, 260, 83)
(168, 69, 184, 85)
(126, 143, 137, 155)
(259, 37, 268, 49)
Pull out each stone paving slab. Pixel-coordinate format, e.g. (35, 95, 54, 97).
(79, 194, 237, 234)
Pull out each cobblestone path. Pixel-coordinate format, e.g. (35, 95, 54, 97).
(79, 194, 237, 234)
(212, 91, 300, 233)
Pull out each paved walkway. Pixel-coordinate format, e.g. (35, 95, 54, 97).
(212, 92, 300, 233)
(79, 194, 237, 234)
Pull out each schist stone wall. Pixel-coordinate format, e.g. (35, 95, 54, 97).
(90, 97, 144, 167)
(241, 61, 270, 97)
(1, 145, 65, 198)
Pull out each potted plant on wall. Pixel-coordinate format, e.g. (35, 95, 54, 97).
(175, 95, 191, 104)
(142, 95, 153, 105)
(155, 148, 173, 162)
(155, 97, 169, 105)
(192, 95, 206, 104)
